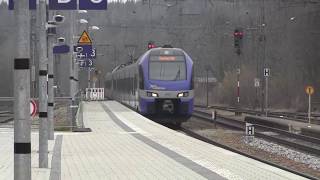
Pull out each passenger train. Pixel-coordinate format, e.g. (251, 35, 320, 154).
(104, 47, 194, 126)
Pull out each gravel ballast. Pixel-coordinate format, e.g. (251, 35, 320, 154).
(182, 117, 320, 178)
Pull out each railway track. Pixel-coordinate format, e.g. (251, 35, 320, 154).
(0, 110, 13, 124)
(192, 110, 320, 157)
(179, 126, 318, 180)
(195, 105, 320, 124)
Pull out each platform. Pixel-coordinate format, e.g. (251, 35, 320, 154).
(0, 101, 308, 180)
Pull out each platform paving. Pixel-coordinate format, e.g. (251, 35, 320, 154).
(0, 128, 55, 180)
(101, 101, 307, 180)
(59, 101, 211, 180)
(0, 101, 310, 179)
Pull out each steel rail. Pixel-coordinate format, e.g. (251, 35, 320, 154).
(192, 110, 320, 156)
(180, 127, 318, 180)
(195, 105, 320, 123)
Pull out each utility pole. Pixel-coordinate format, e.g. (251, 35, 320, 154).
(73, 12, 79, 99)
(30, 11, 37, 98)
(14, 1, 31, 179)
(260, 0, 266, 113)
(47, 11, 56, 140)
(38, 0, 48, 168)
(70, 11, 76, 130)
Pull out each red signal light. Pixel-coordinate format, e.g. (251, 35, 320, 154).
(234, 31, 244, 38)
(148, 43, 156, 50)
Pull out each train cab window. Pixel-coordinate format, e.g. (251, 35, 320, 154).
(149, 55, 186, 81)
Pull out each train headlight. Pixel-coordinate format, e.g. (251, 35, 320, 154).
(177, 92, 189, 98)
(147, 92, 158, 97)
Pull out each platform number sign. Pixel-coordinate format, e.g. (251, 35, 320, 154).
(79, 59, 94, 68)
(264, 68, 270, 77)
(74, 45, 96, 59)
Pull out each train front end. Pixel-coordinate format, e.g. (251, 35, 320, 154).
(138, 48, 194, 123)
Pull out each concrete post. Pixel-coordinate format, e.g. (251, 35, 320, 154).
(14, 1, 31, 179)
(38, 0, 48, 168)
(70, 11, 76, 129)
(30, 11, 37, 98)
(47, 11, 56, 140)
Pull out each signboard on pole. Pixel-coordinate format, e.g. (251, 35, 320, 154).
(305, 86, 314, 95)
(30, 100, 37, 117)
(8, 0, 37, 10)
(305, 86, 314, 124)
(78, 31, 92, 45)
(79, 59, 94, 68)
(264, 68, 270, 77)
(74, 45, 96, 59)
(79, 0, 108, 10)
(53, 45, 70, 54)
(9, 0, 108, 10)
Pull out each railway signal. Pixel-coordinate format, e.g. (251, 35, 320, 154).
(147, 42, 156, 50)
(234, 28, 243, 55)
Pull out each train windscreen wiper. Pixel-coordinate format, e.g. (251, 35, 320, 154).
(173, 68, 181, 81)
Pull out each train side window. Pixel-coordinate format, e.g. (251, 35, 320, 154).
(139, 66, 144, 89)
(191, 66, 194, 90)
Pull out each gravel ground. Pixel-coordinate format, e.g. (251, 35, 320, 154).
(182, 117, 320, 178)
(54, 102, 72, 131)
(244, 137, 320, 170)
(0, 102, 74, 131)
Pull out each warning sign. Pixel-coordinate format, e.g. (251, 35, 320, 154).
(78, 31, 92, 44)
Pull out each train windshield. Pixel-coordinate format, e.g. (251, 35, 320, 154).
(149, 55, 186, 81)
